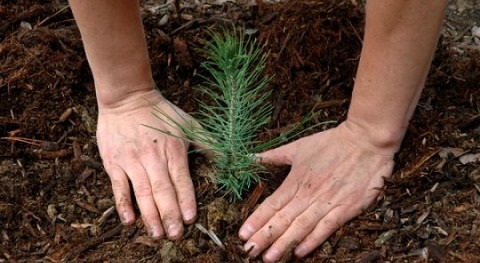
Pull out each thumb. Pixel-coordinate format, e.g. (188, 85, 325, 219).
(256, 141, 296, 166)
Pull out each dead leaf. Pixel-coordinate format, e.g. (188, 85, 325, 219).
(459, 153, 480, 164)
(438, 147, 464, 159)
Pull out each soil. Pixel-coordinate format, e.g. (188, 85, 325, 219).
(1, 0, 479, 262)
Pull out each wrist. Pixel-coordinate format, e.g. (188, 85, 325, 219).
(96, 81, 155, 108)
(340, 119, 405, 156)
(89, 49, 155, 109)
(96, 88, 163, 114)
(93, 62, 157, 109)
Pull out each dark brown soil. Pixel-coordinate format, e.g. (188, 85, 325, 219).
(1, 0, 479, 262)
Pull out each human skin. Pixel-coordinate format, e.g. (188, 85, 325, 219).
(68, 0, 447, 261)
(68, 0, 197, 240)
(238, 0, 447, 261)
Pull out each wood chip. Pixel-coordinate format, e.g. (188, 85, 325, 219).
(399, 148, 440, 178)
(173, 37, 193, 69)
(432, 226, 449, 236)
(374, 229, 397, 248)
(241, 181, 266, 220)
(58, 107, 72, 122)
(440, 229, 458, 246)
(96, 206, 115, 226)
(195, 223, 225, 249)
(75, 199, 101, 214)
(33, 148, 70, 159)
(76, 167, 95, 183)
(416, 209, 431, 225)
(430, 182, 440, 193)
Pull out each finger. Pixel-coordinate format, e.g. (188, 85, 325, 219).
(125, 161, 165, 238)
(294, 206, 360, 258)
(245, 196, 312, 259)
(262, 201, 332, 262)
(257, 141, 296, 165)
(167, 141, 197, 224)
(143, 150, 184, 240)
(107, 164, 135, 225)
(239, 170, 300, 245)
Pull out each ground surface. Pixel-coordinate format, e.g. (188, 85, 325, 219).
(1, 0, 479, 262)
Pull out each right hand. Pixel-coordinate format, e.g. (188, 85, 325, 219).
(239, 121, 395, 261)
(96, 89, 197, 240)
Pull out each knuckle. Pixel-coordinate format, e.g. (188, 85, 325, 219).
(152, 180, 174, 194)
(143, 140, 159, 153)
(111, 179, 124, 191)
(294, 214, 313, 231)
(258, 226, 276, 245)
(274, 211, 294, 228)
(165, 137, 179, 147)
(114, 192, 132, 211)
(167, 139, 187, 153)
(171, 171, 192, 187)
(134, 182, 153, 198)
(321, 218, 341, 232)
(264, 196, 283, 212)
(160, 209, 180, 223)
(122, 144, 139, 157)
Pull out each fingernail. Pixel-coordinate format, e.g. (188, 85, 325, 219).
(295, 244, 307, 257)
(149, 226, 162, 238)
(184, 209, 195, 222)
(168, 224, 182, 238)
(239, 224, 254, 240)
(244, 241, 256, 256)
(121, 211, 132, 225)
(264, 248, 280, 262)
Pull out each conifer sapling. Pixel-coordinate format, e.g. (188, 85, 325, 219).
(151, 31, 327, 199)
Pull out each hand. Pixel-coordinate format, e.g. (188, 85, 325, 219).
(238, 121, 395, 262)
(96, 90, 196, 240)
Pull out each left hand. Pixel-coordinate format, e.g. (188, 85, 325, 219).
(96, 91, 200, 240)
(238, 122, 395, 262)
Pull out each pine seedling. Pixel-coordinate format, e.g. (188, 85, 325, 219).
(151, 31, 328, 199)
